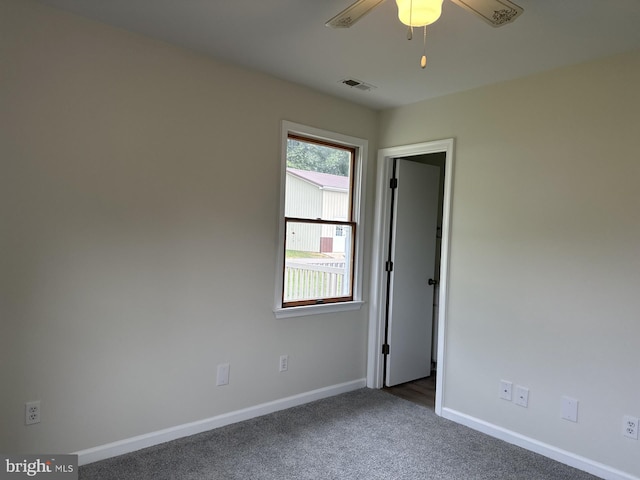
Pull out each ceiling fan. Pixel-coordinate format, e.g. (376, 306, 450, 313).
(326, 0, 523, 29)
(326, 0, 523, 68)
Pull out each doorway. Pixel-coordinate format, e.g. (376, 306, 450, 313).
(367, 139, 455, 416)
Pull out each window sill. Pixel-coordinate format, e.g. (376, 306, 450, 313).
(273, 301, 364, 319)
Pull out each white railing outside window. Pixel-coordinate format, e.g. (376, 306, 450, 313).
(284, 261, 347, 301)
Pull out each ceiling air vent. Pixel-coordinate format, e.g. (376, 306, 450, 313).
(340, 77, 376, 92)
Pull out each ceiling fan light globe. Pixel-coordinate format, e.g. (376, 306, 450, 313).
(396, 0, 443, 27)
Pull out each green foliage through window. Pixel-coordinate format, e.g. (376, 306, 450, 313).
(286, 138, 350, 176)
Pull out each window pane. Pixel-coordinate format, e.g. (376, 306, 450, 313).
(284, 221, 353, 304)
(285, 138, 352, 221)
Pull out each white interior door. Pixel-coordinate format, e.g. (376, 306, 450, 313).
(385, 159, 440, 387)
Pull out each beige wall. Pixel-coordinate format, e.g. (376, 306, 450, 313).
(0, 0, 377, 454)
(380, 49, 640, 477)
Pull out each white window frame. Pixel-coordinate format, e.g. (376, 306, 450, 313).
(274, 121, 367, 319)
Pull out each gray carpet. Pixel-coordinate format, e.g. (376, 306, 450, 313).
(79, 388, 601, 479)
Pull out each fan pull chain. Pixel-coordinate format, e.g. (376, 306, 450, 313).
(420, 26, 427, 69)
(407, 0, 414, 39)
(404, 0, 427, 69)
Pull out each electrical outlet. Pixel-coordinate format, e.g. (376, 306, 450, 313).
(25, 401, 40, 425)
(499, 380, 512, 401)
(622, 415, 639, 440)
(514, 385, 529, 408)
(279, 354, 289, 372)
(216, 363, 230, 386)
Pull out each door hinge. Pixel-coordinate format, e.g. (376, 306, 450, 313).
(385, 261, 393, 272)
(382, 344, 390, 355)
(389, 178, 398, 189)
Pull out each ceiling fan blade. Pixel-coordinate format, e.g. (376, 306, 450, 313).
(449, 0, 523, 27)
(326, 0, 386, 28)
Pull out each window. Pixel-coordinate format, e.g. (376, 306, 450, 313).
(275, 121, 367, 317)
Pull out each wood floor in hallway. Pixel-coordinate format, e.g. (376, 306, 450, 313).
(384, 375, 436, 410)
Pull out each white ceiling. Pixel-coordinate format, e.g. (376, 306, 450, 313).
(36, 0, 640, 110)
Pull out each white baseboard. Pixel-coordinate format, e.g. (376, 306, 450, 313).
(441, 408, 639, 480)
(76, 378, 366, 466)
